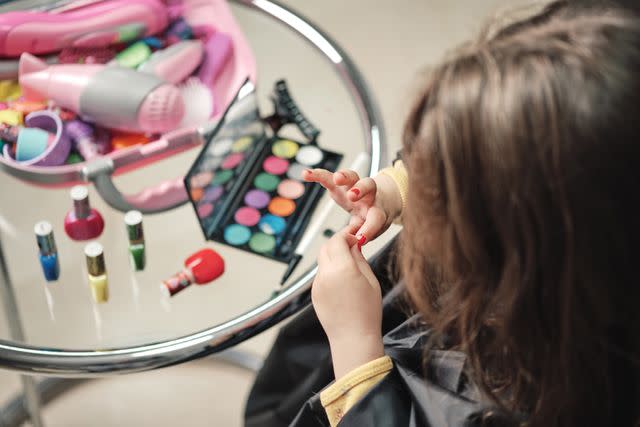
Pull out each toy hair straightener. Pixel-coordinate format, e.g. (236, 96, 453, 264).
(0, 0, 169, 57)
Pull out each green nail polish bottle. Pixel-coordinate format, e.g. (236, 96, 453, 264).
(124, 210, 145, 271)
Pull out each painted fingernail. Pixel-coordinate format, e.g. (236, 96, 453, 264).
(350, 188, 360, 196)
(357, 235, 367, 250)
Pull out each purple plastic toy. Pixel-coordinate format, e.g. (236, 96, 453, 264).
(66, 119, 111, 161)
(2, 110, 71, 167)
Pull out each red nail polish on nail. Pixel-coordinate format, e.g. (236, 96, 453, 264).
(351, 188, 360, 196)
(357, 235, 367, 250)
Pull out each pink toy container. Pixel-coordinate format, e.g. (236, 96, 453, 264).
(0, 0, 257, 214)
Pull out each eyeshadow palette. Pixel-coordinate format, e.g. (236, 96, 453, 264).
(185, 79, 342, 263)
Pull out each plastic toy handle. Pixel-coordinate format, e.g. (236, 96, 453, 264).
(80, 127, 203, 214)
(91, 173, 188, 214)
(126, 178, 189, 211)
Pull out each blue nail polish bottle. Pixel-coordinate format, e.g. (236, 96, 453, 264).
(34, 221, 60, 282)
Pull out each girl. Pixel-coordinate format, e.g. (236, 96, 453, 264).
(245, 1, 640, 426)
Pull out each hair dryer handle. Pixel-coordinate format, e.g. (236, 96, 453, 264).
(91, 172, 188, 214)
(82, 127, 203, 214)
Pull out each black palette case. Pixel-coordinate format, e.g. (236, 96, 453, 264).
(184, 79, 342, 263)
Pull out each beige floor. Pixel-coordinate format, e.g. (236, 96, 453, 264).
(0, 0, 531, 425)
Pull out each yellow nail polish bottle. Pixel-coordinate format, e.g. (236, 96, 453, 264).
(84, 242, 108, 303)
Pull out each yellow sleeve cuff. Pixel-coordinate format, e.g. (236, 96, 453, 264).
(320, 356, 393, 427)
(378, 160, 408, 222)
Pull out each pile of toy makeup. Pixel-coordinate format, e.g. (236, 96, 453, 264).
(0, 9, 231, 167)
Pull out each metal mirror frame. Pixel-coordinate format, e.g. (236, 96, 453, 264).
(0, 0, 387, 377)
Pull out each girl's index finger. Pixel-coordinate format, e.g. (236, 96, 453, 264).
(303, 168, 336, 191)
(344, 218, 364, 237)
(334, 169, 360, 187)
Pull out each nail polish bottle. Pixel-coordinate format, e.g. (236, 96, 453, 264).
(124, 210, 145, 271)
(85, 242, 108, 303)
(64, 186, 104, 241)
(161, 248, 225, 297)
(34, 221, 59, 282)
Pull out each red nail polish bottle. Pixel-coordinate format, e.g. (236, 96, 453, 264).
(64, 186, 105, 241)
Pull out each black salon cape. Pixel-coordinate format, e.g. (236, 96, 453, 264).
(244, 239, 514, 427)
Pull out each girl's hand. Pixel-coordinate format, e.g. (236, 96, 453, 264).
(303, 168, 402, 244)
(312, 231, 384, 379)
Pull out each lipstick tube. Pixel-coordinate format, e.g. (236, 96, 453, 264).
(34, 221, 59, 282)
(124, 210, 145, 271)
(161, 269, 194, 297)
(84, 242, 108, 303)
(160, 248, 225, 297)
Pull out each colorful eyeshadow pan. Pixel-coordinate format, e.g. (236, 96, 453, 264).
(244, 189, 271, 209)
(263, 156, 289, 175)
(186, 123, 342, 264)
(287, 163, 307, 181)
(212, 169, 233, 185)
(277, 179, 305, 200)
(249, 232, 276, 253)
(201, 156, 223, 171)
(232, 136, 253, 152)
(224, 224, 251, 245)
(268, 197, 296, 217)
(234, 207, 261, 227)
(197, 202, 214, 218)
(190, 171, 213, 189)
(222, 152, 244, 169)
(190, 187, 203, 202)
(272, 139, 299, 159)
(254, 173, 280, 192)
(259, 214, 286, 235)
(295, 145, 324, 166)
(211, 138, 233, 156)
(203, 186, 224, 203)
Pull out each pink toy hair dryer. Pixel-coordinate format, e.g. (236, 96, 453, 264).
(0, 0, 169, 57)
(19, 53, 185, 133)
(0, 0, 257, 217)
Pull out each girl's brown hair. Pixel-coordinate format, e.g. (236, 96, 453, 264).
(401, 2, 640, 426)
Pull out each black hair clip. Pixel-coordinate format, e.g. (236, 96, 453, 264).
(265, 79, 321, 143)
